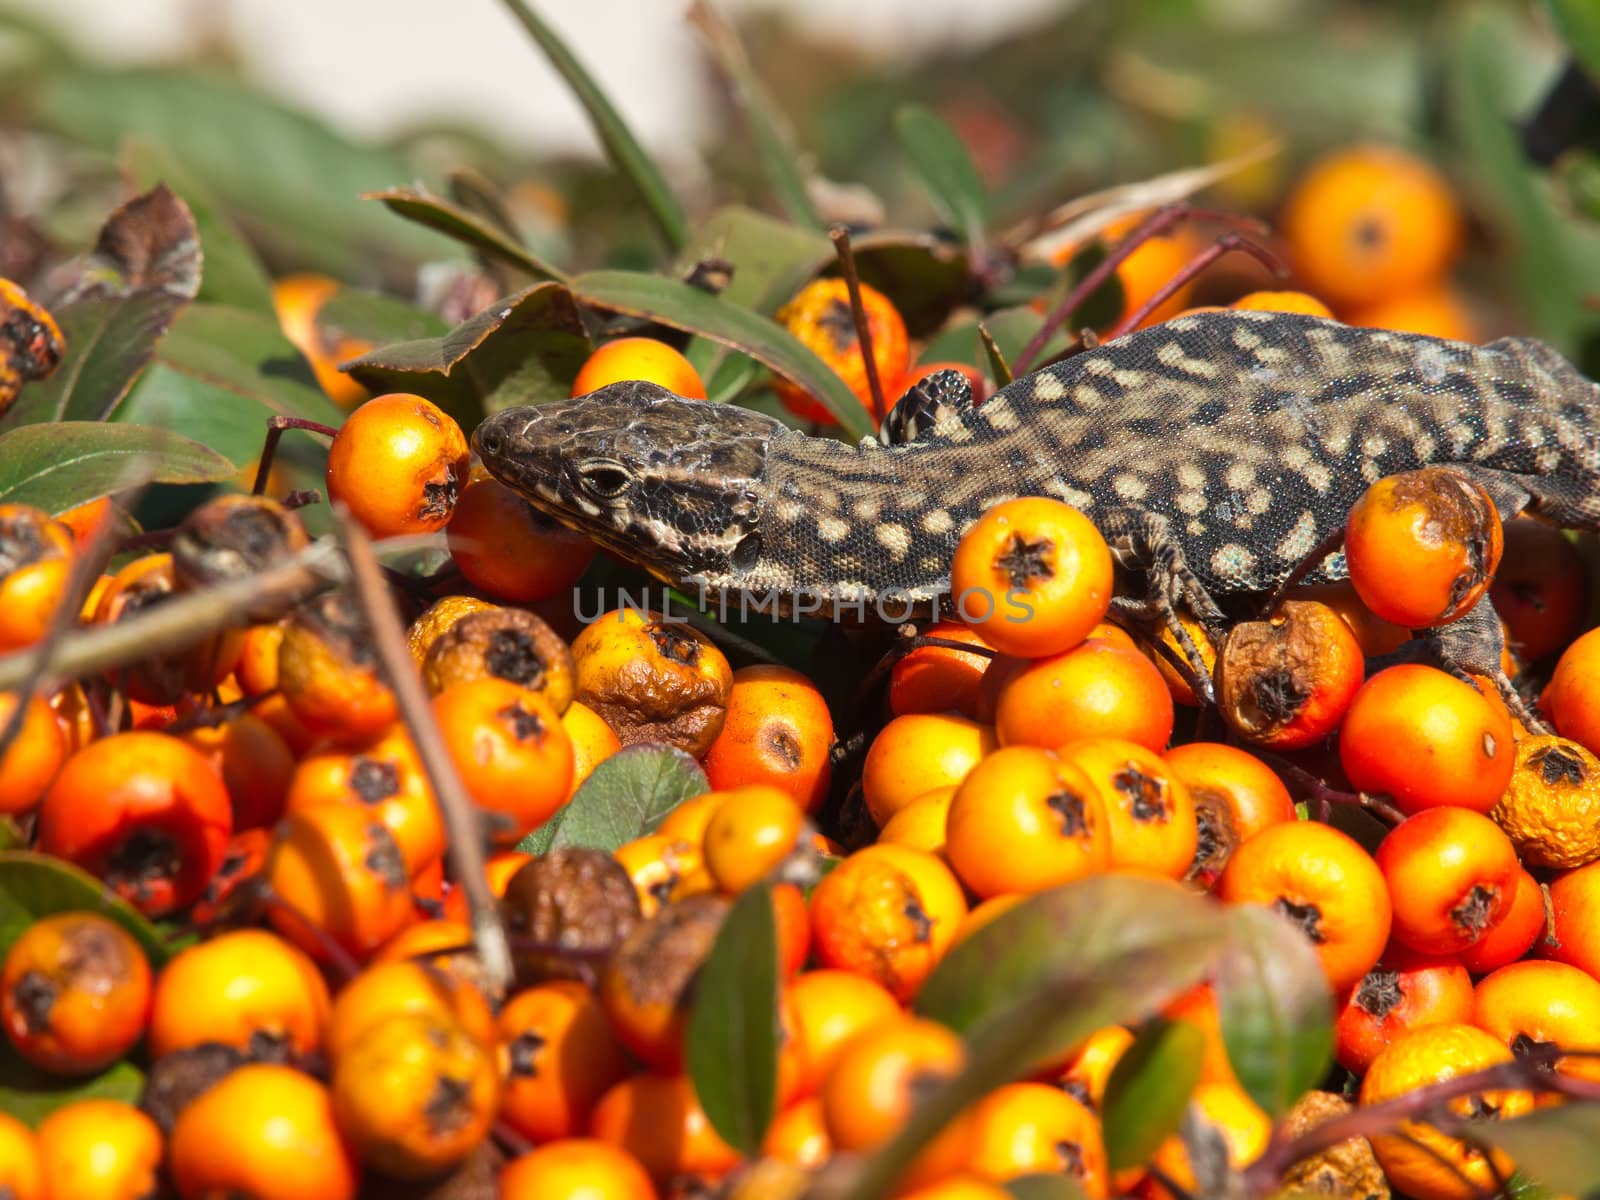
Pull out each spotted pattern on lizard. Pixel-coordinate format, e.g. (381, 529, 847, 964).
(472, 310, 1600, 705)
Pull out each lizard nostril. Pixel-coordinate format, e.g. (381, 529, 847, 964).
(476, 426, 504, 458)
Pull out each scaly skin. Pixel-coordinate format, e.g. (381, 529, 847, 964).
(472, 309, 1600, 709)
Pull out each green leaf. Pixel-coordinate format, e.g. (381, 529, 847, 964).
(674, 207, 831, 314)
(1003, 1176, 1090, 1200)
(1548, 0, 1600, 83)
(314, 288, 451, 349)
(918, 306, 1066, 374)
(1448, 9, 1599, 353)
(1214, 905, 1334, 1119)
(114, 304, 344, 468)
(343, 282, 590, 429)
(38, 68, 454, 277)
(686, 882, 781, 1156)
(121, 137, 276, 316)
(3, 184, 201, 431)
(893, 104, 991, 250)
(571, 270, 872, 439)
(497, 0, 688, 252)
(365, 186, 567, 283)
(834, 877, 1230, 1200)
(977, 324, 1014, 387)
(0, 422, 235, 515)
(1101, 1018, 1206, 1172)
(687, 2, 822, 229)
(0, 850, 175, 965)
(0, 1039, 144, 1128)
(517, 744, 709, 855)
(1464, 1103, 1600, 1197)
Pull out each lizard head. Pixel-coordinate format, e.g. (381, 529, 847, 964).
(471, 380, 784, 583)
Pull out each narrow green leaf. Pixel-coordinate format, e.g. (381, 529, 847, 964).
(893, 104, 990, 250)
(1548, 0, 1600, 83)
(686, 882, 781, 1155)
(343, 282, 590, 429)
(687, 2, 822, 229)
(571, 270, 872, 439)
(365, 186, 567, 283)
(497, 0, 688, 252)
(977, 324, 1014, 387)
(121, 137, 276, 315)
(1464, 1103, 1600, 1197)
(518, 744, 710, 855)
(1214, 905, 1335, 1118)
(0, 422, 235, 515)
(0, 850, 175, 965)
(835, 877, 1231, 1200)
(1101, 1019, 1206, 1171)
(114, 304, 344, 468)
(3, 184, 201, 430)
(0, 1039, 144, 1128)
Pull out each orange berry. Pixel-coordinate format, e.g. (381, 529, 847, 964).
(1474, 959, 1600, 1084)
(877, 786, 956, 855)
(1163, 742, 1295, 843)
(499, 1139, 657, 1200)
(1229, 289, 1334, 318)
(995, 638, 1173, 753)
(0, 1112, 40, 1200)
(36, 1100, 162, 1200)
(169, 1063, 359, 1200)
(446, 474, 596, 602)
(271, 273, 372, 409)
(1460, 867, 1546, 975)
(950, 497, 1113, 659)
(786, 968, 904, 1097)
(589, 1073, 740, 1185)
(276, 592, 397, 746)
(325, 958, 495, 1062)
(1345, 468, 1503, 629)
(1280, 143, 1463, 308)
(1058, 1024, 1135, 1109)
(572, 336, 707, 400)
(561, 699, 621, 797)
(1218, 820, 1391, 991)
(1, 912, 150, 1076)
(0, 505, 74, 655)
(888, 620, 994, 720)
(1492, 518, 1587, 663)
(809, 844, 968, 1002)
(1145, 1081, 1271, 1198)
(1541, 626, 1600, 756)
(763, 1096, 832, 1168)
(599, 894, 728, 1073)
(862, 712, 995, 827)
(702, 664, 834, 813)
(180, 712, 294, 832)
(1540, 859, 1600, 981)
(1377, 807, 1519, 956)
(1345, 281, 1479, 342)
(1334, 947, 1474, 1074)
(1340, 664, 1516, 815)
(962, 1082, 1108, 1195)
(0, 691, 65, 818)
(702, 784, 809, 894)
(773, 278, 908, 423)
(944, 746, 1111, 898)
(498, 980, 631, 1143)
(325, 392, 470, 538)
(1057, 738, 1197, 880)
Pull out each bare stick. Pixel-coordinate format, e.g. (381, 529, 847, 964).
(333, 506, 513, 997)
(829, 225, 889, 423)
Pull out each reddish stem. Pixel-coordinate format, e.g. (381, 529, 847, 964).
(829, 225, 889, 424)
(1103, 230, 1289, 341)
(1013, 205, 1264, 375)
(253, 416, 340, 496)
(259, 885, 362, 984)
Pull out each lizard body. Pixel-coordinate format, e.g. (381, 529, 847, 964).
(472, 311, 1600, 641)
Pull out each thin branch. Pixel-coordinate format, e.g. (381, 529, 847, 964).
(252, 415, 340, 496)
(1103, 231, 1289, 341)
(829, 225, 889, 423)
(333, 506, 513, 998)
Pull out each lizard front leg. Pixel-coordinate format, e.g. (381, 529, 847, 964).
(1096, 505, 1226, 704)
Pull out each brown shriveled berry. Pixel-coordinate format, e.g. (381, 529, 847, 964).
(570, 608, 732, 756)
(278, 589, 396, 745)
(1491, 735, 1600, 870)
(138, 1042, 250, 1134)
(1217, 600, 1364, 750)
(598, 893, 730, 1073)
(1278, 1090, 1390, 1199)
(0, 279, 65, 415)
(171, 494, 311, 603)
(407, 595, 500, 665)
(422, 607, 575, 714)
(1346, 467, 1504, 630)
(499, 849, 641, 985)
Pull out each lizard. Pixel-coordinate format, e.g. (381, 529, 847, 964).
(470, 308, 1600, 716)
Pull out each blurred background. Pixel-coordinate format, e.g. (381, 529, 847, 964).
(1, 0, 1596, 361)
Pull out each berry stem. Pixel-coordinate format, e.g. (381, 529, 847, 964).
(252, 415, 340, 497)
(333, 505, 515, 999)
(829, 224, 890, 424)
(1103, 230, 1290, 341)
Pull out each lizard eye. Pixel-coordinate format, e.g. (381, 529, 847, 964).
(578, 460, 633, 499)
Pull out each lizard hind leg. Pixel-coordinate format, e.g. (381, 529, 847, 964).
(1097, 505, 1227, 705)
